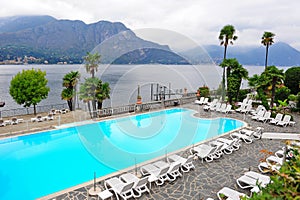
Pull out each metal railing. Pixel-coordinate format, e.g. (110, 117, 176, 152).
(0, 103, 68, 118)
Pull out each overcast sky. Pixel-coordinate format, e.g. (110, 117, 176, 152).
(2, 0, 300, 51)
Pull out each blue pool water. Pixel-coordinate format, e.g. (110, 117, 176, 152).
(0, 108, 244, 200)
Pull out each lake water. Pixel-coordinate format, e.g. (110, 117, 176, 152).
(0, 64, 290, 111)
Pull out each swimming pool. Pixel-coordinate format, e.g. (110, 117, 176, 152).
(0, 108, 244, 199)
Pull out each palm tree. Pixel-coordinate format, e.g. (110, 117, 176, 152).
(262, 66, 284, 108)
(61, 71, 80, 111)
(218, 25, 238, 101)
(79, 77, 99, 118)
(261, 31, 275, 70)
(95, 82, 110, 109)
(84, 52, 101, 78)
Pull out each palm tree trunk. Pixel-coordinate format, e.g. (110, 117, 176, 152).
(271, 77, 276, 108)
(97, 101, 103, 109)
(222, 45, 227, 101)
(72, 85, 77, 111)
(87, 101, 92, 118)
(33, 104, 36, 115)
(265, 44, 269, 70)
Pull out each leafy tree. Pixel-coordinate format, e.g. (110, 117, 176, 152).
(220, 58, 248, 104)
(261, 31, 275, 70)
(198, 86, 210, 98)
(61, 71, 80, 111)
(275, 86, 290, 105)
(9, 69, 50, 115)
(285, 66, 300, 95)
(218, 25, 238, 101)
(84, 52, 101, 78)
(248, 74, 270, 110)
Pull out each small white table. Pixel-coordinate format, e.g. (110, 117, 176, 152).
(98, 189, 113, 200)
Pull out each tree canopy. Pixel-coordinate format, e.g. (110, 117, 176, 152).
(285, 66, 300, 95)
(84, 52, 101, 78)
(220, 58, 248, 104)
(9, 68, 50, 115)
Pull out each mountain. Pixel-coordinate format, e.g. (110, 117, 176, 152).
(181, 42, 300, 66)
(0, 15, 187, 64)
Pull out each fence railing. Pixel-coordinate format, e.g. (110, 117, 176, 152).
(0, 95, 196, 119)
(0, 103, 68, 118)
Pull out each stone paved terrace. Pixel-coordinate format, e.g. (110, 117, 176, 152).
(46, 103, 299, 200)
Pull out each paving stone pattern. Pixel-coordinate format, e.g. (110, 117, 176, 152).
(52, 104, 299, 200)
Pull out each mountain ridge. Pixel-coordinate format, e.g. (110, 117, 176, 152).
(0, 15, 187, 64)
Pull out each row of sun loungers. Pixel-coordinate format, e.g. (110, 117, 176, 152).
(0, 117, 24, 126)
(0, 108, 69, 127)
(100, 154, 195, 199)
(195, 97, 209, 105)
(251, 110, 295, 126)
(216, 141, 300, 200)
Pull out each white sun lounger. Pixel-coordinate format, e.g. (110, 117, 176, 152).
(258, 161, 281, 173)
(216, 103, 226, 112)
(266, 155, 284, 165)
(221, 104, 234, 114)
(209, 139, 235, 155)
(276, 115, 291, 127)
(240, 104, 252, 114)
(251, 109, 265, 121)
(216, 137, 240, 151)
(211, 102, 221, 112)
(257, 111, 272, 123)
(167, 154, 195, 173)
(217, 187, 248, 200)
(119, 173, 149, 198)
(244, 171, 271, 185)
(190, 144, 217, 162)
(269, 113, 283, 125)
(104, 177, 134, 200)
(237, 174, 269, 191)
(140, 163, 169, 186)
(195, 97, 204, 105)
(236, 103, 247, 113)
(153, 160, 182, 181)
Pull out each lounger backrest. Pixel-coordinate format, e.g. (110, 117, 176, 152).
(199, 97, 204, 102)
(247, 99, 253, 105)
(264, 111, 271, 118)
(283, 115, 291, 122)
(242, 98, 248, 104)
(120, 181, 134, 194)
(226, 104, 232, 111)
(220, 104, 226, 110)
(169, 162, 181, 173)
(185, 155, 194, 164)
(203, 98, 209, 104)
(275, 113, 283, 121)
(158, 166, 169, 176)
(257, 110, 265, 117)
(135, 176, 148, 188)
